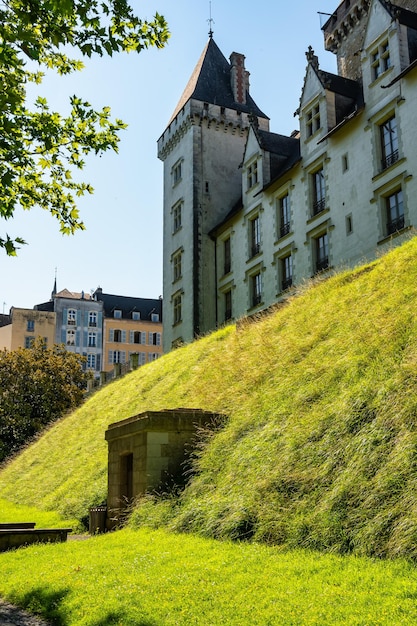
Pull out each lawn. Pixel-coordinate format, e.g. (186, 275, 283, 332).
(0, 528, 417, 625)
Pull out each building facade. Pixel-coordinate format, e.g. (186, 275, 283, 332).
(0, 307, 56, 351)
(94, 289, 163, 372)
(161, 0, 417, 348)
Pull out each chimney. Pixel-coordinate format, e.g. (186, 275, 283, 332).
(230, 52, 250, 105)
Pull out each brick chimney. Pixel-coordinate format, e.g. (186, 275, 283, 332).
(230, 52, 250, 105)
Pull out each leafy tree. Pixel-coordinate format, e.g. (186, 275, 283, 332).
(0, 338, 89, 462)
(0, 0, 169, 254)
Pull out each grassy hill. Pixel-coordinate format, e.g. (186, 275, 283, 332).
(2, 237, 417, 558)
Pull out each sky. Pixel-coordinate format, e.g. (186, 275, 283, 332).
(1, 0, 339, 312)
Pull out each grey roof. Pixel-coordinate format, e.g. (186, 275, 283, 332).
(168, 37, 268, 126)
(94, 290, 163, 321)
(256, 129, 301, 181)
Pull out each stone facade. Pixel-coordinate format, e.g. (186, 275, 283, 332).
(161, 0, 417, 346)
(105, 409, 224, 526)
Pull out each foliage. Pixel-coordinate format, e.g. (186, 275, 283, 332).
(2, 239, 417, 558)
(2, 528, 417, 625)
(0, 0, 169, 254)
(0, 338, 88, 462)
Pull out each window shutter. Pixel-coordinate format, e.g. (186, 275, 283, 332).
(148, 332, 153, 344)
(109, 329, 114, 342)
(157, 333, 161, 346)
(83, 331, 87, 347)
(76, 331, 80, 346)
(108, 350, 113, 364)
(129, 331, 134, 343)
(98, 311, 103, 328)
(85, 311, 89, 326)
(141, 332, 146, 344)
(121, 351, 126, 364)
(63, 309, 67, 325)
(96, 354, 101, 371)
(76, 310, 81, 326)
(122, 330, 126, 343)
(61, 329, 66, 344)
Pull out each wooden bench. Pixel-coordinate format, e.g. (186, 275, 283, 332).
(0, 527, 72, 552)
(0, 522, 36, 530)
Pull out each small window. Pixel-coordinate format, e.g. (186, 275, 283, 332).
(151, 313, 160, 322)
(371, 40, 391, 80)
(172, 160, 182, 185)
(27, 320, 35, 332)
(247, 161, 258, 189)
(114, 310, 122, 319)
(149, 332, 161, 346)
(342, 154, 349, 172)
(132, 311, 140, 321)
(346, 214, 353, 235)
(173, 250, 182, 282)
(66, 329, 75, 346)
(306, 103, 321, 137)
(24, 336, 35, 348)
(205, 181, 210, 193)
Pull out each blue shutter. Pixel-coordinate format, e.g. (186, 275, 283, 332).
(122, 330, 126, 343)
(76, 331, 80, 346)
(108, 350, 113, 364)
(109, 329, 114, 342)
(129, 331, 134, 343)
(61, 328, 66, 344)
(83, 331, 87, 348)
(85, 311, 89, 326)
(63, 308, 68, 325)
(96, 354, 101, 371)
(98, 311, 103, 330)
(76, 309, 81, 327)
(121, 351, 126, 364)
(142, 332, 146, 345)
(96, 331, 102, 350)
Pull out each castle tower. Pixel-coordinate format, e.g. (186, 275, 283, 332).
(158, 37, 269, 351)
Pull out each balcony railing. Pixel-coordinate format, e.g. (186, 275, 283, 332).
(312, 197, 326, 216)
(382, 149, 399, 171)
(316, 256, 329, 272)
(280, 222, 290, 238)
(282, 277, 293, 291)
(387, 214, 404, 235)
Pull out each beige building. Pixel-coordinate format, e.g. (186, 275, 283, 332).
(161, 0, 417, 349)
(0, 307, 56, 351)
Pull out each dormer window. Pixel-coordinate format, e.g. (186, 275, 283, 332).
(114, 309, 122, 319)
(247, 161, 258, 189)
(132, 311, 140, 321)
(306, 103, 320, 137)
(371, 40, 391, 80)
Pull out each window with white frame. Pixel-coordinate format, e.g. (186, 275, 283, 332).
(108, 350, 126, 364)
(249, 215, 261, 258)
(172, 160, 182, 185)
(149, 332, 161, 346)
(306, 103, 321, 137)
(132, 311, 140, 321)
(312, 168, 326, 216)
(371, 40, 391, 80)
(88, 311, 97, 327)
(131, 331, 146, 344)
(148, 353, 160, 362)
(87, 353, 96, 369)
(66, 329, 75, 346)
(67, 309, 76, 326)
(278, 194, 291, 238)
(88, 332, 97, 347)
(247, 160, 258, 189)
(380, 115, 399, 170)
(113, 309, 122, 319)
(151, 313, 160, 322)
(386, 189, 404, 235)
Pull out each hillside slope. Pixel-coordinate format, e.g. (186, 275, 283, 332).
(2, 238, 417, 557)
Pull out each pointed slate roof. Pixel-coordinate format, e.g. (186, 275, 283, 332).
(168, 37, 268, 126)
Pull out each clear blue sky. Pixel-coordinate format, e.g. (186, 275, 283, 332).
(1, 0, 338, 312)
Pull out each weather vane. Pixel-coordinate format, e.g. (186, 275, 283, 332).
(207, 1, 214, 38)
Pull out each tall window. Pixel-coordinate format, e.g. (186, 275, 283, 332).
(386, 190, 404, 235)
(173, 250, 182, 282)
(114, 329, 122, 342)
(67, 309, 76, 326)
(173, 201, 182, 233)
(224, 237, 231, 274)
(380, 116, 398, 170)
(88, 332, 96, 347)
(251, 272, 262, 307)
(149, 332, 161, 346)
(371, 40, 390, 80)
(312, 168, 325, 215)
(66, 329, 75, 346)
(27, 320, 35, 332)
(87, 354, 96, 370)
(109, 351, 126, 364)
(249, 216, 261, 258)
(247, 161, 258, 189)
(88, 311, 97, 327)
(172, 160, 182, 185)
(278, 194, 290, 238)
(282, 255, 293, 290)
(224, 290, 232, 322)
(316, 233, 329, 272)
(173, 293, 182, 325)
(306, 103, 320, 137)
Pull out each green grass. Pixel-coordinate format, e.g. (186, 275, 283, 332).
(0, 499, 78, 530)
(2, 238, 417, 557)
(1, 527, 417, 625)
